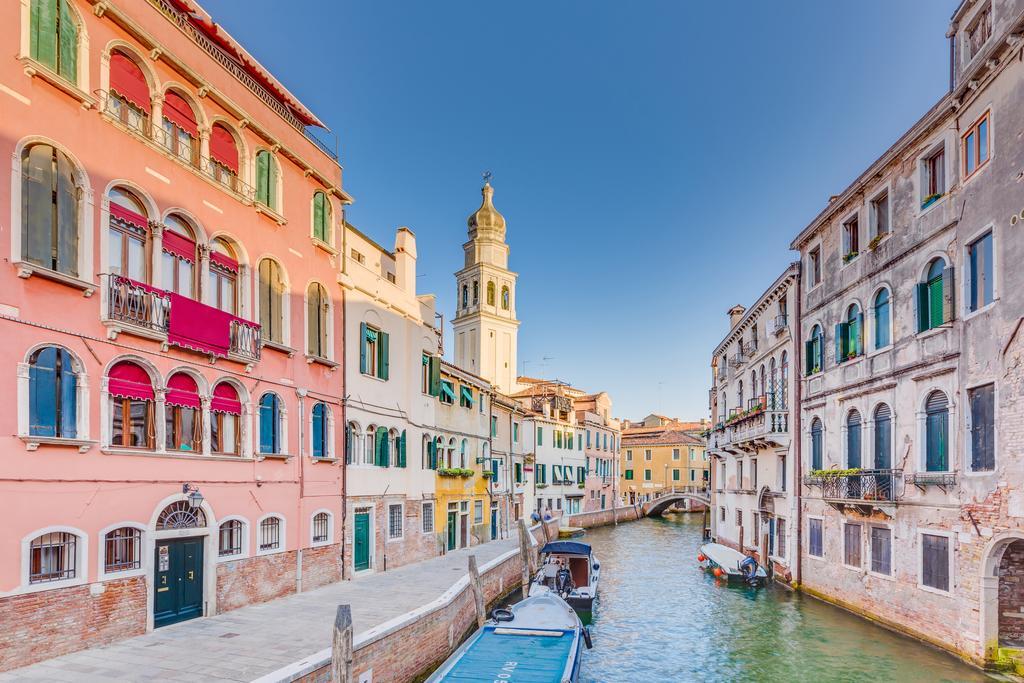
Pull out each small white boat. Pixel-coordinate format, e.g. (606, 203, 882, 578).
(698, 542, 768, 586)
(529, 541, 600, 612)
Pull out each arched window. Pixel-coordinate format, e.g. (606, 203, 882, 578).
(363, 425, 377, 466)
(307, 282, 329, 358)
(810, 418, 823, 471)
(312, 512, 331, 544)
(840, 303, 862, 361)
(372, 425, 389, 467)
(758, 365, 766, 403)
(107, 186, 149, 282)
(460, 438, 468, 468)
(161, 91, 198, 165)
(806, 325, 824, 375)
(736, 380, 743, 412)
(108, 50, 150, 133)
(749, 371, 756, 407)
(211, 382, 241, 455)
(259, 258, 285, 344)
(312, 191, 331, 242)
(501, 286, 510, 310)
(107, 360, 154, 449)
(389, 428, 401, 467)
(258, 516, 283, 552)
(28, 530, 79, 584)
(919, 258, 950, 332)
(311, 402, 328, 459)
(925, 390, 949, 472)
(780, 352, 789, 409)
(461, 284, 468, 309)
(345, 421, 359, 464)
(30, 0, 78, 82)
(218, 519, 244, 557)
(208, 238, 238, 314)
(486, 281, 495, 306)
(846, 410, 862, 468)
(161, 214, 196, 297)
(209, 123, 239, 190)
(423, 433, 436, 469)
(768, 358, 778, 409)
(157, 501, 206, 529)
(874, 288, 891, 349)
(103, 527, 141, 573)
(29, 346, 77, 438)
(472, 281, 479, 305)
(874, 403, 892, 470)
(258, 393, 282, 454)
(165, 372, 201, 452)
(255, 150, 278, 210)
(22, 143, 81, 277)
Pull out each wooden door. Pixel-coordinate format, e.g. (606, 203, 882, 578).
(154, 538, 204, 628)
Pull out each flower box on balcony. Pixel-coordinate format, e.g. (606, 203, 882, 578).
(842, 251, 859, 264)
(437, 467, 474, 478)
(921, 193, 943, 210)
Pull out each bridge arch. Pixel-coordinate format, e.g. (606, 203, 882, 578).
(644, 491, 711, 517)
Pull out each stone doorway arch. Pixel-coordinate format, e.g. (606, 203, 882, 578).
(981, 532, 1024, 662)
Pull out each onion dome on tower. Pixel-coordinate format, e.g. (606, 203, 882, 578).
(467, 182, 506, 241)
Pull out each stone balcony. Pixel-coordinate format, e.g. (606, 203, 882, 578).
(710, 407, 790, 455)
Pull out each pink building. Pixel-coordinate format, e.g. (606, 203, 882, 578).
(574, 394, 619, 513)
(0, 0, 350, 670)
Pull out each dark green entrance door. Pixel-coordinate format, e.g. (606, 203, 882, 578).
(490, 506, 498, 540)
(447, 510, 457, 551)
(354, 511, 370, 571)
(154, 538, 204, 628)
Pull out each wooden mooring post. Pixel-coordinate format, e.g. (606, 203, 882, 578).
(469, 555, 486, 628)
(332, 604, 352, 683)
(517, 518, 533, 599)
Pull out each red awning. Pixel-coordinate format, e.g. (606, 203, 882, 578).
(167, 292, 232, 357)
(210, 251, 238, 274)
(211, 382, 241, 415)
(109, 51, 151, 114)
(210, 125, 239, 173)
(162, 231, 195, 262)
(109, 202, 148, 231)
(108, 361, 154, 401)
(163, 91, 198, 137)
(166, 372, 200, 408)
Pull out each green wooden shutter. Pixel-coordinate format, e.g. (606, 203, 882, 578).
(378, 331, 390, 380)
(942, 266, 955, 324)
(928, 279, 944, 328)
(377, 427, 389, 467)
(428, 356, 441, 396)
(855, 312, 864, 356)
(625, 469, 633, 480)
(268, 155, 278, 210)
(804, 340, 814, 376)
(537, 427, 543, 446)
(313, 192, 326, 241)
(916, 283, 929, 332)
(427, 439, 437, 469)
(256, 152, 269, 205)
(57, 0, 77, 82)
(834, 324, 845, 364)
(359, 322, 368, 374)
(398, 430, 407, 468)
(31, 0, 58, 70)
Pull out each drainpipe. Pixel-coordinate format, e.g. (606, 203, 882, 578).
(339, 221, 349, 581)
(794, 267, 804, 587)
(296, 388, 307, 594)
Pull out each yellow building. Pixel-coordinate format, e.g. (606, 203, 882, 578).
(619, 415, 708, 503)
(431, 362, 494, 551)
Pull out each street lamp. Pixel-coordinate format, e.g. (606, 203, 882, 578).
(182, 483, 204, 509)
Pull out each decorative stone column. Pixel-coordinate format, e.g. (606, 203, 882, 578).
(149, 221, 164, 288)
(197, 243, 211, 306)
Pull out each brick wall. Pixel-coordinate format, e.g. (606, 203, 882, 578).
(216, 550, 298, 613)
(344, 497, 440, 576)
(999, 540, 1024, 645)
(0, 577, 146, 671)
(567, 505, 642, 529)
(303, 544, 343, 592)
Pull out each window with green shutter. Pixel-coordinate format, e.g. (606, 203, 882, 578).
(312, 191, 330, 242)
(459, 385, 474, 408)
(439, 380, 455, 405)
(918, 259, 953, 332)
(925, 390, 949, 472)
(397, 430, 407, 467)
(375, 427, 389, 467)
(514, 462, 523, 483)
(360, 324, 387, 379)
(673, 469, 680, 481)
(625, 469, 634, 480)
(513, 422, 519, 442)
(490, 415, 497, 437)
(255, 150, 277, 209)
(537, 427, 544, 446)
(536, 464, 546, 484)
(31, 0, 78, 83)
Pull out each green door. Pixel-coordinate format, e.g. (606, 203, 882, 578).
(447, 510, 457, 551)
(154, 538, 204, 628)
(490, 506, 498, 540)
(354, 511, 370, 571)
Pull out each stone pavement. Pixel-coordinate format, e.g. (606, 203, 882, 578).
(0, 537, 520, 683)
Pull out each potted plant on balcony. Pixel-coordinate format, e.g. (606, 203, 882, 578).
(842, 251, 859, 264)
(921, 192, 943, 210)
(868, 233, 885, 251)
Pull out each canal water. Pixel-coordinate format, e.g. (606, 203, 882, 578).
(578, 514, 992, 683)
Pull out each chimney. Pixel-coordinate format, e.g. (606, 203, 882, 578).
(727, 305, 746, 328)
(394, 227, 416, 294)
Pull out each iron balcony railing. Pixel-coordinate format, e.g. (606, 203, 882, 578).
(810, 469, 904, 503)
(771, 314, 789, 335)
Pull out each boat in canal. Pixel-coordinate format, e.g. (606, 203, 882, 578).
(529, 541, 600, 612)
(426, 592, 591, 682)
(698, 542, 768, 586)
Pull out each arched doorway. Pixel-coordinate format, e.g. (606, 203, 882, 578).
(981, 533, 1024, 661)
(149, 496, 216, 629)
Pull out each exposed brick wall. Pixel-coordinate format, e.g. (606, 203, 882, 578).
(303, 544, 343, 592)
(216, 550, 297, 613)
(999, 540, 1024, 646)
(0, 577, 146, 671)
(344, 497, 440, 576)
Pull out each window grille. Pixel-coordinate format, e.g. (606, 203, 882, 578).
(313, 513, 330, 543)
(259, 517, 281, 551)
(29, 532, 77, 583)
(219, 519, 243, 556)
(104, 527, 141, 572)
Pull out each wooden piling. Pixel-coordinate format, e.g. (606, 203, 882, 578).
(518, 518, 533, 599)
(332, 604, 352, 683)
(468, 555, 486, 628)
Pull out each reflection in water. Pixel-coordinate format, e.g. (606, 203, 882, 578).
(578, 514, 991, 683)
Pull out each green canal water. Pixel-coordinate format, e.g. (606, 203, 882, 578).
(577, 514, 992, 683)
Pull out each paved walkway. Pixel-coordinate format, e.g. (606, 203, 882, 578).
(0, 538, 520, 683)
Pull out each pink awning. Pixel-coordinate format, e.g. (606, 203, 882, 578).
(163, 91, 198, 137)
(210, 251, 238, 274)
(211, 382, 242, 415)
(108, 361, 154, 401)
(210, 125, 239, 173)
(167, 292, 232, 357)
(109, 202, 148, 231)
(110, 52, 151, 114)
(162, 230, 195, 262)
(166, 372, 200, 409)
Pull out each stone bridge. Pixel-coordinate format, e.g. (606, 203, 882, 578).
(642, 489, 711, 517)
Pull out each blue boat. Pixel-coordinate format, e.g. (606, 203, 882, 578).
(426, 592, 590, 682)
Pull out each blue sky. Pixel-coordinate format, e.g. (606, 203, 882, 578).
(203, 0, 956, 421)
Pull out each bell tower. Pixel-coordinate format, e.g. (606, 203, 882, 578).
(452, 180, 520, 394)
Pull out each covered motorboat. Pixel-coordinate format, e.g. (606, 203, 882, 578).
(698, 542, 768, 587)
(529, 541, 600, 612)
(426, 592, 590, 682)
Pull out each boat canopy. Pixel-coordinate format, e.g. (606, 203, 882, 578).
(540, 541, 592, 556)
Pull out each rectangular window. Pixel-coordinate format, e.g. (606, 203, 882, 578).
(360, 324, 389, 380)
(644, 469, 652, 481)
(490, 415, 497, 437)
(537, 427, 543, 446)
(842, 215, 859, 259)
(439, 380, 455, 405)
(672, 448, 680, 460)
(672, 468, 680, 481)
(844, 523, 862, 568)
(751, 458, 757, 489)
(776, 518, 786, 558)
(923, 147, 946, 205)
(514, 462, 523, 483)
(422, 502, 434, 533)
(553, 465, 563, 482)
(720, 506, 726, 522)
(968, 231, 994, 312)
(474, 500, 483, 524)
(963, 112, 990, 178)
(513, 422, 519, 442)
(736, 509, 743, 527)
(459, 385, 474, 408)
(536, 463, 546, 484)
(626, 449, 633, 461)
(965, 4, 992, 60)
(870, 526, 892, 575)
(969, 383, 995, 472)
(808, 246, 821, 287)
(388, 504, 403, 540)
(644, 449, 652, 461)
(921, 533, 950, 592)
(871, 192, 889, 239)
(351, 249, 365, 264)
(624, 469, 633, 480)
(809, 518, 823, 558)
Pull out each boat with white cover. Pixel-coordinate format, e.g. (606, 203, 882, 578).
(698, 542, 768, 586)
